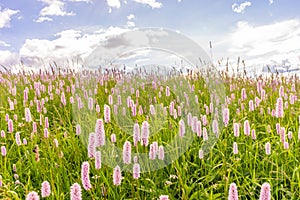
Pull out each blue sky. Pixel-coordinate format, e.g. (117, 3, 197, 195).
(0, 0, 299, 70)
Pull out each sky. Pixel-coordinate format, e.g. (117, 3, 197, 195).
(0, 0, 300, 71)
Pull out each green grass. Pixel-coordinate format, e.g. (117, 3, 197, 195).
(0, 68, 299, 199)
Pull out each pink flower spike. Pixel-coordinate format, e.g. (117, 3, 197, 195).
(228, 182, 238, 200)
(76, 124, 81, 135)
(88, 133, 95, 158)
(288, 131, 292, 140)
(141, 121, 149, 146)
(187, 113, 192, 126)
(276, 123, 280, 134)
(233, 142, 238, 154)
(265, 142, 271, 155)
(279, 86, 284, 97)
(88, 97, 94, 110)
(259, 182, 271, 200)
(25, 108, 32, 122)
(104, 104, 111, 123)
(179, 119, 185, 138)
(41, 181, 51, 197)
(165, 86, 170, 97)
(95, 151, 101, 170)
(113, 165, 122, 186)
(244, 120, 250, 136)
(1, 130, 5, 138)
(81, 161, 92, 190)
(123, 141, 132, 164)
(251, 129, 256, 140)
(280, 127, 286, 143)
(158, 145, 164, 160)
(199, 149, 204, 159)
(284, 141, 289, 150)
(223, 107, 229, 126)
(111, 134, 116, 143)
(133, 156, 138, 163)
(24, 89, 28, 101)
(32, 122, 37, 133)
(149, 143, 156, 160)
(13, 164, 17, 172)
(249, 100, 254, 111)
(44, 128, 49, 139)
(202, 115, 207, 126)
(95, 119, 105, 147)
(196, 121, 202, 137)
(8, 119, 13, 133)
(203, 127, 208, 141)
(96, 104, 100, 113)
(23, 138, 27, 145)
(1, 146, 6, 156)
(53, 139, 59, 148)
(276, 97, 284, 118)
(15, 132, 21, 146)
(159, 195, 169, 200)
(133, 163, 140, 179)
(9, 101, 14, 110)
(233, 123, 239, 137)
(26, 191, 40, 200)
(212, 119, 219, 136)
(45, 117, 49, 129)
(70, 183, 82, 200)
(133, 123, 140, 146)
(241, 88, 247, 100)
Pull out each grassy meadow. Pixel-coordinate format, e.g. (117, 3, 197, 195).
(0, 66, 299, 199)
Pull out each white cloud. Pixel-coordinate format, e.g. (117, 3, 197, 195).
(269, 0, 274, 4)
(214, 19, 300, 69)
(132, 0, 162, 9)
(35, 16, 53, 23)
(19, 27, 129, 67)
(127, 14, 135, 20)
(229, 20, 300, 56)
(0, 50, 19, 66)
(107, 0, 121, 13)
(232, 1, 252, 13)
(0, 41, 10, 47)
(126, 14, 135, 27)
(68, 0, 92, 2)
(0, 7, 20, 28)
(36, 0, 74, 22)
(126, 21, 135, 27)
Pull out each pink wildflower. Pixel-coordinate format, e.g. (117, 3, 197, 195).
(95, 151, 101, 169)
(265, 142, 271, 155)
(233, 142, 238, 154)
(113, 165, 122, 186)
(70, 183, 82, 200)
(123, 141, 132, 164)
(228, 183, 238, 200)
(26, 191, 40, 200)
(259, 183, 271, 200)
(41, 181, 51, 197)
(133, 163, 140, 179)
(81, 161, 92, 190)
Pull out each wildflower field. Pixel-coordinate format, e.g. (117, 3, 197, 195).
(0, 66, 299, 200)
